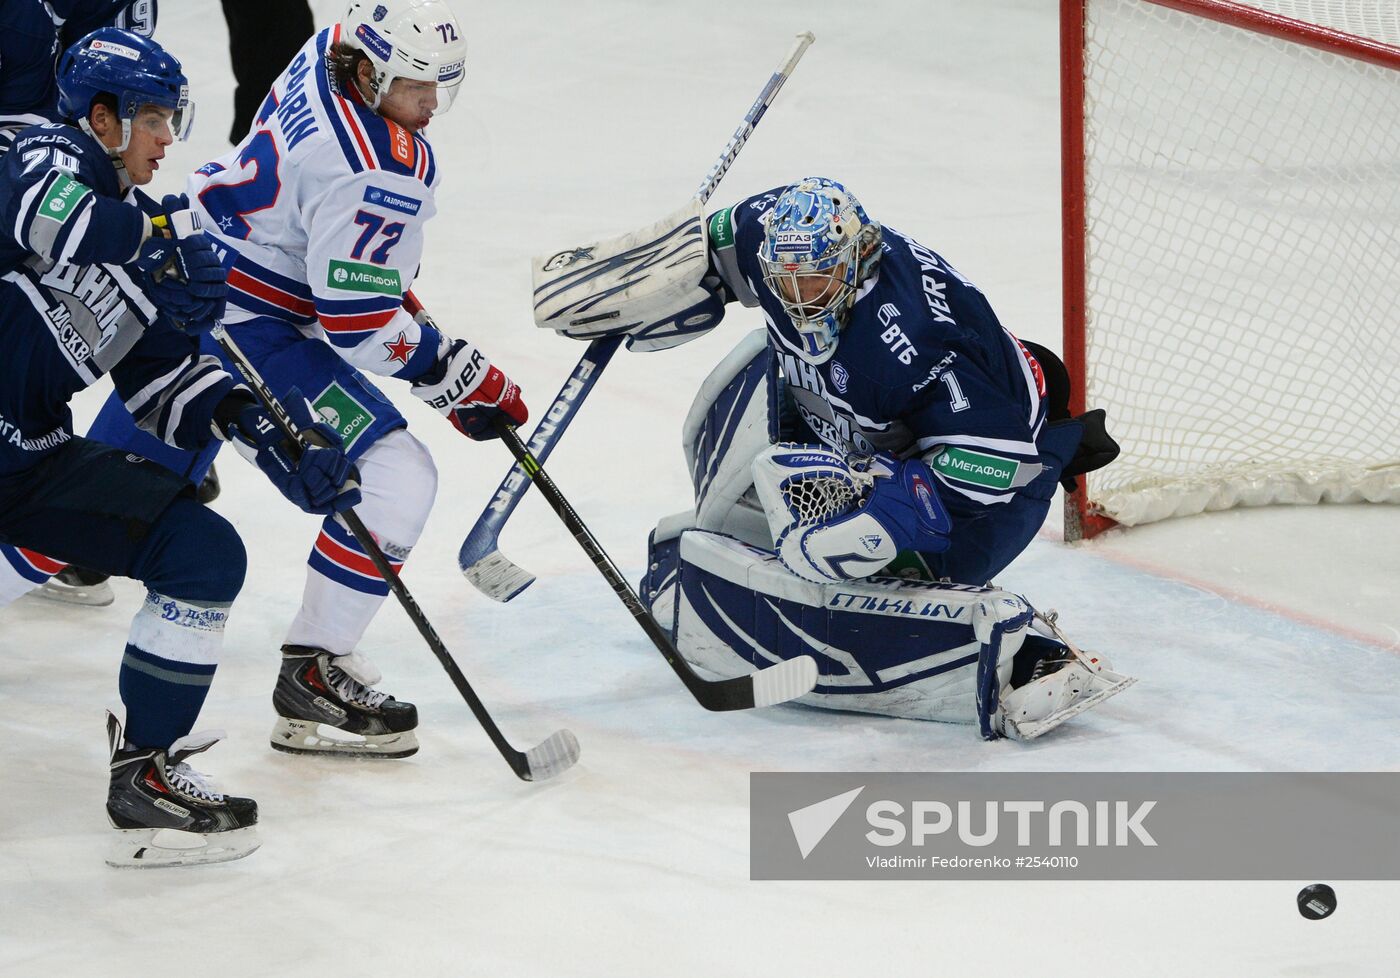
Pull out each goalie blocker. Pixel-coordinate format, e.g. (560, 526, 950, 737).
(637, 331, 1134, 739)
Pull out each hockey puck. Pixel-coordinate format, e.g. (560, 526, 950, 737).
(1296, 883, 1337, 920)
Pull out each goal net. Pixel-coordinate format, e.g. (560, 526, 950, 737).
(1061, 0, 1400, 539)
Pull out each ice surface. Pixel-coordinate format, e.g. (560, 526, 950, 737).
(1, 1, 1396, 975)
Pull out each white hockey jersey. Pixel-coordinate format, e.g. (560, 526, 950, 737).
(189, 25, 444, 380)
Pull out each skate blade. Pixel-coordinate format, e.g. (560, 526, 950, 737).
(33, 579, 115, 607)
(269, 717, 419, 759)
(1004, 672, 1138, 741)
(106, 825, 260, 869)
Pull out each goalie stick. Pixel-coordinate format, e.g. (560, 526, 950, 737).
(212, 325, 580, 783)
(492, 416, 818, 712)
(458, 30, 817, 601)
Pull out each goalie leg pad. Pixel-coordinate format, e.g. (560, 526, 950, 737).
(658, 528, 1022, 723)
(644, 528, 1135, 735)
(681, 330, 780, 547)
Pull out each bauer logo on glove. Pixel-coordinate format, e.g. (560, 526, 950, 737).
(412, 337, 528, 440)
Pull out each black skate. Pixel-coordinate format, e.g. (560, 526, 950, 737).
(197, 462, 221, 504)
(105, 712, 259, 868)
(270, 645, 418, 758)
(34, 564, 114, 607)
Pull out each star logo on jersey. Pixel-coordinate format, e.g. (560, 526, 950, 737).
(217, 215, 234, 232)
(383, 331, 418, 366)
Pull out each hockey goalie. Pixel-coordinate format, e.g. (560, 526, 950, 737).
(535, 177, 1133, 740)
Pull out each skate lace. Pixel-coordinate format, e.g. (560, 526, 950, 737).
(326, 664, 389, 710)
(165, 761, 225, 803)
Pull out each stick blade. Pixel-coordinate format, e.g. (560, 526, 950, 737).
(690, 653, 819, 712)
(749, 654, 819, 708)
(461, 550, 536, 603)
(521, 728, 581, 781)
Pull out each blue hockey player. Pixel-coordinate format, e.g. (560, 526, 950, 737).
(537, 177, 1131, 739)
(0, 29, 360, 866)
(0, 1, 156, 153)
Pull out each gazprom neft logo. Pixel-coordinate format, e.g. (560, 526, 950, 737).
(327, 258, 401, 295)
(932, 446, 1019, 490)
(363, 185, 422, 216)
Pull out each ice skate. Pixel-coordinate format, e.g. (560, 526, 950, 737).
(105, 712, 259, 868)
(270, 645, 419, 758)
(34, 565, 114, 607)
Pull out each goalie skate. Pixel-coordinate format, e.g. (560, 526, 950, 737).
(998, 643, 1135, 741)
(270, 646, 419, 758)
(105, 713, 259, 869)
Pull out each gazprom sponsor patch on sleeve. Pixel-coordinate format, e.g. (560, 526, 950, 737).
(363, 185, 422, 216)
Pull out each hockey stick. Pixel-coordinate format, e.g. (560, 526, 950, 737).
(457, 31, 816, 601)
(491, 416, 818, 711)
(212, 326, 580, 782)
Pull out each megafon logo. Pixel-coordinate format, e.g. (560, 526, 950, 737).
(788, 786, 865, 859)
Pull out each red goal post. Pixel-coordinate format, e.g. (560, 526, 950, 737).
(1060, 0, 1400, 540)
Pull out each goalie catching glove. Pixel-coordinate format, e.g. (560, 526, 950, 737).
(411, 337, 528, 440)
(752, 444, 951, 584)
(217, 390, 362, 516)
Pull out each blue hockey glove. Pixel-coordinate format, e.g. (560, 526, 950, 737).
(226, 391, 362, 516)
(138, 195, 228, 332)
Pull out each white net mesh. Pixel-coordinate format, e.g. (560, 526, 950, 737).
(1077, 0, 1400, 526)
(772, 443, 865, 527)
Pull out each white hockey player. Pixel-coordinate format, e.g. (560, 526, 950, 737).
(83, 0, 529, 758)
(531, 179, 1132, 740)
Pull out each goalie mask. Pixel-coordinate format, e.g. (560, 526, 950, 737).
(341, 0, 468, 116)
(759, 177, 882, 364)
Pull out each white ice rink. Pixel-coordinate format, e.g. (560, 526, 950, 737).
(2, 1, 1398, 975)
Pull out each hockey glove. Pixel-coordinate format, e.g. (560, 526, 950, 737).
(138, 195, 228, 332)
(223, 390, 362, 516)
(774, 456, 951, 583)
(411, 338, 528, 440)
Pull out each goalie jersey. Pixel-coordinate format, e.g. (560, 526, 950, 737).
(189, 25, 444, 382)
(0, 122, 238, 478)
(708, 188, 1060, 518)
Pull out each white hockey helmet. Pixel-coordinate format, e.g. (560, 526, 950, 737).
(341, 0, 467, 114)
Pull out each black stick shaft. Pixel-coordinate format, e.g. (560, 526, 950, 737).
(214, 327, 550, 779)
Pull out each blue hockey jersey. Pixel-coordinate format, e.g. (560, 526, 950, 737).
(0, 121, 237, 478)
(708, 188, 1058, 518)
(0, 0, 156, 153)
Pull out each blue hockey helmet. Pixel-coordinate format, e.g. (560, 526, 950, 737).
(758, 177, 882, 364)
(57, 29, 194, 150)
